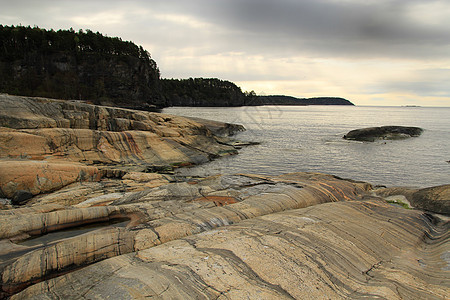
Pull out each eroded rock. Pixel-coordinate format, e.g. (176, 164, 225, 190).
(0, 94, 245, 201)
(0, 94, 447, 299)
(0, 161, 102, 199)
(11, 198, 449, 299)
(0, 173, 370, 297)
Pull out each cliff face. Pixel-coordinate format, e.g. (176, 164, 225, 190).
(0, 52, 163, 109)
(0, 26, 163, 109)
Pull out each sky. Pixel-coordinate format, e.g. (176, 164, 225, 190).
(1, 0, 450, 106)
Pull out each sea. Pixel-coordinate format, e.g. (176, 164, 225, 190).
(163, 105, 450, 188)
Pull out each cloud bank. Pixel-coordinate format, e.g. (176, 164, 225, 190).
(1, 0, 449, 105)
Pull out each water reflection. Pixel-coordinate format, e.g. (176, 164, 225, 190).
(164, 106, 450, 188)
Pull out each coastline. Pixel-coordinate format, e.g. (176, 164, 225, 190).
(0, 95, 448, 299)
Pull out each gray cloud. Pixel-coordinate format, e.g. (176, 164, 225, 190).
(379, 68, 450, 97)
(2, 0, 449, 59)
(1, 0, 449, 105)
(137, 0, 450, 59)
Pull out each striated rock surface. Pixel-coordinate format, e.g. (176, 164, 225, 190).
(0, 94, 244, 200)
(0, 94, 448, 299)
(0, 172, 370, 297)
(343, 126, 423, 142)
(9, 196, 450, 299)
(0, 171, 448, 299)
(0, 161, 101, 200)
(186, 117, 245, 137)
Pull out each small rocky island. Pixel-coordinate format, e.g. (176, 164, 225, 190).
(343, 126, 424, 142)
(0, 94, 448, 299)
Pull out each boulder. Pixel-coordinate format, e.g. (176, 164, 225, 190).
(374, 184, 450, 215)
(410, 185, 449, 214)
(343, 126, 423, 142)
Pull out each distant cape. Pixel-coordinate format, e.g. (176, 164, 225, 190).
(0, 26, 354, 109)
(253, 95, 354, 106)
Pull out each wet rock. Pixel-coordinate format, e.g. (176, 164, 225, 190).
(343, 126, 423, 142)
(11, 190, 33, 206)
(374, 184, 450, 215)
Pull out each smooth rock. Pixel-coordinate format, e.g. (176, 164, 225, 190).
(0, 94, 447, 299)
(0, 161, 102, 200)
(187, 117, 245, 136)
(374, 184, 450, 215)
(343, 126, 423, 142)
(411, 184, 450, 214)
(0, 94, 244, 199)
(12, 199, 449, 299)
(0, 172, 370, 297)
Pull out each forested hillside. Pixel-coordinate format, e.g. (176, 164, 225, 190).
(257, 95, 354, 105)
(0, 25, 353, 108)
(0, 25, 164, 109)
(161, 78, 248, 106)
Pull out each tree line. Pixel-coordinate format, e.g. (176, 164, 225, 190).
(0, 25, 153, 62)
(0, 25, 162, 109)
(161, 78, 250, 107)
(0, 25, 353, 108)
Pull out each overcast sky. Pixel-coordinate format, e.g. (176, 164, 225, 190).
(1, 0, 450, 106)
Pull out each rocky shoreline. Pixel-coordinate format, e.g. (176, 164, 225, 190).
(0, 94, 448, 299)
(0, 94, 245, 205)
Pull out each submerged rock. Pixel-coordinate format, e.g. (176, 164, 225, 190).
(343, 126, 423, 142)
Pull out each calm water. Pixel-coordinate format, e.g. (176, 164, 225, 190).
(163, 106, 450, 188)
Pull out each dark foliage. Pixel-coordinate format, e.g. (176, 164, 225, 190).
(0, 25, 354, 109)
(161, 78, 248, 107)
(0, 25, 163, 109)
(256, 95, 354, 106)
